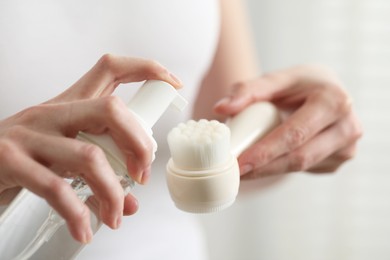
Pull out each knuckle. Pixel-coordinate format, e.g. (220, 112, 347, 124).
(14, 105, 45, 125)
(3, 125, 29, 140)
(336, 91, 352, 115)
(43, 178, 71, 202)
(102, 95, 127, 119)
(323, 84, 351, 115)
(106, 190, 123, 210)
(71, 204, 90, 224)
(351, 121, 363, 141)
(232, 81, 248, 90)
(78, 143, 105, 167)
(132, 139, 154, 166)
(98, 53, 117, 71)
(97, 53, 120, 79)
(250, 149, 272, 166)
(231, 81, 250, 94)
(311, 78, 351, 116)
(289, 152, 312, 172)
(0, 126, 32, 164)
(145, 60, 168, 78)
(0, 140, 19, 164)
(340, 113, 363, 142)
(284, 126, 307, 150)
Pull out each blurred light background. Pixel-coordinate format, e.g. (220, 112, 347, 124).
(199, 0, 390, 259)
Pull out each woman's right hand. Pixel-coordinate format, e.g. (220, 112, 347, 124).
(0, 54, 182, 243)
(215, 65, 362, 178)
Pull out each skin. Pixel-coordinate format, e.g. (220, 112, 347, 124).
(0, 54, 182, 243)
(214, 65, 363, 177)
(194, 1, 362, 177)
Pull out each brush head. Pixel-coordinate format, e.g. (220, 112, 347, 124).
(166, 119, 240, 213)
(167, 119, 231, 171)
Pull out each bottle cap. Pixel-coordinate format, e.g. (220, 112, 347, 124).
(128, 80, 188, 129)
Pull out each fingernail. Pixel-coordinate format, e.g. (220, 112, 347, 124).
(141, 167, 151, 185)
(215, 97, 231, 108)
(82, 227, 93, 244)
(169, 73, 183, 88)
(240, 164, 253, 176)
(134, 173, 143, 184)
(115, 216, 122, 229)
(131, 165, 143, 185)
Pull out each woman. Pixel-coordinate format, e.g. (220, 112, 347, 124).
(0, 0, 361, 259)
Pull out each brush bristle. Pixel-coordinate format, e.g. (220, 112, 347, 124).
(167, 119, 231, 170)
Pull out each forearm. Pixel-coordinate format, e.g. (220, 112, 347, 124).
(193, 0, 260, 121)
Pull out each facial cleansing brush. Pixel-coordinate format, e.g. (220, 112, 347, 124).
(166, 102, 280, 213)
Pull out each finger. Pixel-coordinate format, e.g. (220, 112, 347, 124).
(299, 113, 361, 173)
(240, 113, 362, 178)
(0, 187, 21, 205)
(60, 97, 154, 184)
(238, 93, 345, 175)
(214, 65, 346, 116)
(85, 192, 138, 219)
(214, 70, 296, 116)
(1, 147, 92, 243)
(53, 54, 182, 102)
(123, 193, 139, 216)
(214, 79, 273, 116)
(307, 144, 358, 173)
(242, 143, 358, 180)
(25, 97, 153, 185)
(303, 112, 361, 173)
(23, 131, 124, 229)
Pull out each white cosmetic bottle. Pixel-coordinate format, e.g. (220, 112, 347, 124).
(0, 80, 187, 260)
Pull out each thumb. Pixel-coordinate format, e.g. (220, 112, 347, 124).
(214, 73, 290, 116)
(50, 54, 182, 103)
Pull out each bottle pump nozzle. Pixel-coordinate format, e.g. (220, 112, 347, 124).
(128, 80, 188, 128)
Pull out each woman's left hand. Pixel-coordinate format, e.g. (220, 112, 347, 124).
(214, 65, 363, 179)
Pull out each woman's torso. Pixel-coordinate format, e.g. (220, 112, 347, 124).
(0, 1, 220, 259)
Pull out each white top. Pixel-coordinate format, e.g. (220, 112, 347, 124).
(0, 1, 220, 259)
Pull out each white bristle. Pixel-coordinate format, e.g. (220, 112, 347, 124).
(167, 119, 231, 170)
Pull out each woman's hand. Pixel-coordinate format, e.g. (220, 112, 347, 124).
(215, 65, 362, 179)
(0, 54, 182, 243)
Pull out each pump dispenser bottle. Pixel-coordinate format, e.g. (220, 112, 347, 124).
(0, 80, 187, 260)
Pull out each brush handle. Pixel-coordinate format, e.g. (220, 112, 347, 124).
(226, 102, 280, 157)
